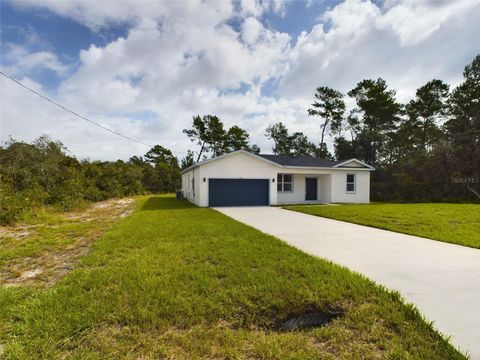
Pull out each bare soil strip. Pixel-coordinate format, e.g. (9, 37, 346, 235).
(0, 198, 135, 287)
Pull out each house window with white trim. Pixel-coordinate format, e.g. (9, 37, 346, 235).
(346, 174, 356, 193)
(277, 174, 293, 192)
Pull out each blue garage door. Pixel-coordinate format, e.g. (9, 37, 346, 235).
(209, 179, 269, 207)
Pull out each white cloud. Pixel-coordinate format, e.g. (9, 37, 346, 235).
(2, 0, 479, 160)
(242, 17, 264, 45)
(281, 0, 480, 102)
(54, 5, 290, 113)
(10, 0, 235, 31)
(0, 76, 152, 160)
(378, 0, 480, 46)
(239, 0, 286, 17)
(3, 44, 68, 76)
(240, 0, 264, 17)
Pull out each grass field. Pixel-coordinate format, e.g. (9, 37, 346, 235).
(283, 203, 480, 249)
(0, 196, 465, 358)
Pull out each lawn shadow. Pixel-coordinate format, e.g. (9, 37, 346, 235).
(141, 196, 195, 211)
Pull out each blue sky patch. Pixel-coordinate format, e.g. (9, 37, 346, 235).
(263, 1, 339, 44)
(1, 1, 128, 88)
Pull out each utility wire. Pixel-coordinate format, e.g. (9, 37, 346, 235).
(0, 70, 154, 148)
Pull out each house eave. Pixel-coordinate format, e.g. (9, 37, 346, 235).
(280, 165, 375, 171)
(180, 152, 375, 174)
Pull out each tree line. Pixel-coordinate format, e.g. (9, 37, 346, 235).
(1, 54, 478, 223)
(316, 54, 479, 202)
(0, 137, 181, 224)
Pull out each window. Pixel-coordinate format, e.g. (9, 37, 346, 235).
(277, 174, 293, 192)
(191, 177, 195, 197)
(346, 174, 356, 193)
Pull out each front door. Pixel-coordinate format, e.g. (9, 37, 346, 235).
(305, 178, 318, 201)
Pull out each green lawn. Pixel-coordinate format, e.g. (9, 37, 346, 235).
(284, 203, 480, 249)
(0, 196, 465, 359)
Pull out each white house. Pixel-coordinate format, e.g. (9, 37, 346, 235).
(180, 150, 374, 207)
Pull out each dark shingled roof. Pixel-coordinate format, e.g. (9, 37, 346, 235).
(258, 154, 342, 168)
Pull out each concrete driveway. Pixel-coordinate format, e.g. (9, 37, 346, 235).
(215, 206, 480, 359)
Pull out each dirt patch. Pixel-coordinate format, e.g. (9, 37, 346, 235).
(64, 198, 135, 222)
(0, 226, 32, 240)
(0, 197, 135, 287)
(19, 268, 43, 280)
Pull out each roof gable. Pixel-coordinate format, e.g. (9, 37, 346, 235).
(333, 158, 374, 169)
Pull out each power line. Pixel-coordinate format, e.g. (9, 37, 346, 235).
(0, 70, 154, 148)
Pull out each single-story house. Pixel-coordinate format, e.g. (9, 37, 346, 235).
(180, 150, 374, 207)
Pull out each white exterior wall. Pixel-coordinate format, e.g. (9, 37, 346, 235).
(330, 171, 370, 203)
(275, 170, 369, 204)
(181, 167, 201, 205)
(277, 173, 332, 204)
(181, 152, 372, 206)
(320, 174, 332, 203)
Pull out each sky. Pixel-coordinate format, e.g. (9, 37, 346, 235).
(1, 0, 479, 161)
